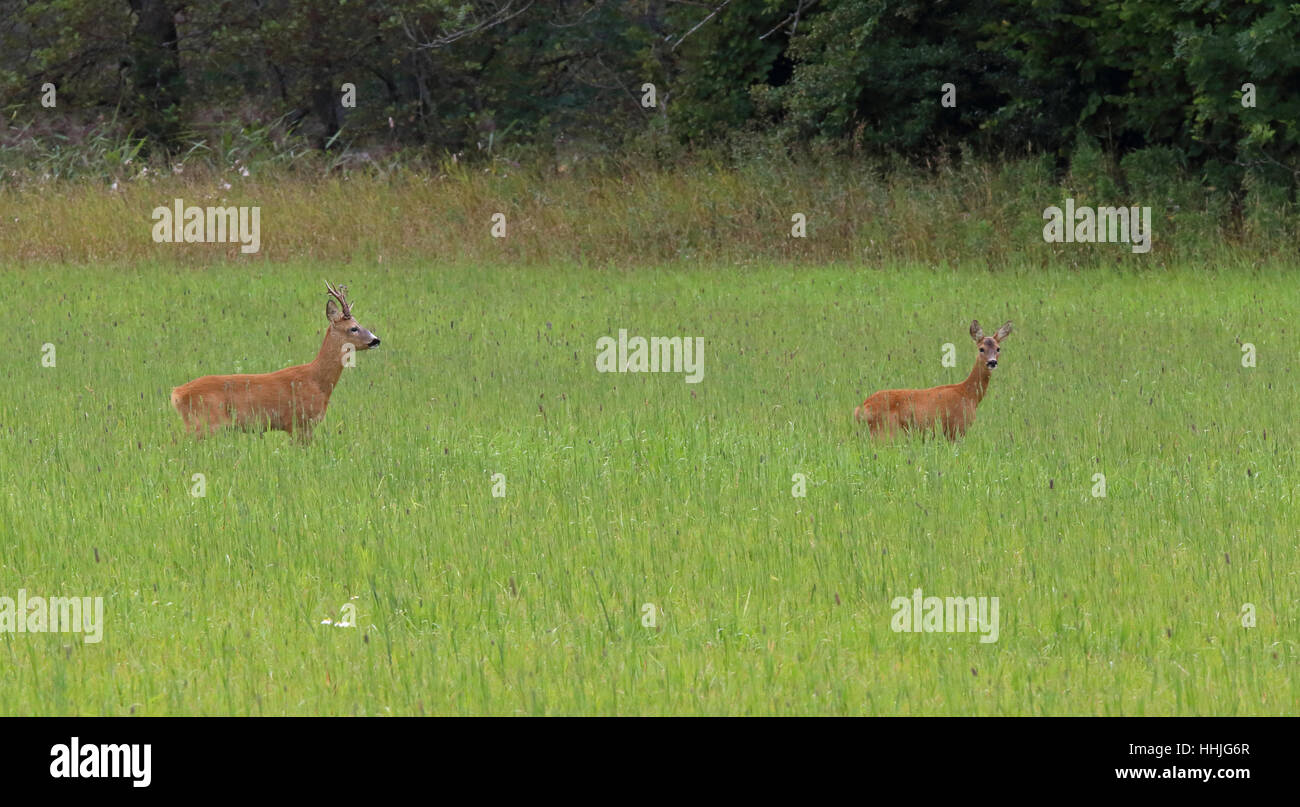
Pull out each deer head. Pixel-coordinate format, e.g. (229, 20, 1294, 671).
(326, 281, 381, 351)
(970, 319, 1012, 370)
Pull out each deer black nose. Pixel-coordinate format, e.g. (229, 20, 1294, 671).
(368, 337, 381, 347)
(987, 359, 997, 368)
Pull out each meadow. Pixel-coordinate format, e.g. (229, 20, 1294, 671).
(1, 256, 1296, 715)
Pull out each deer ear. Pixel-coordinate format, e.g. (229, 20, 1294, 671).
(970, 320, 984, 342)
(326, 298, 343, 322)
(995, 321, 1013, 341)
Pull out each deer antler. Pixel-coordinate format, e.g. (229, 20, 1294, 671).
(325, 281, 352, 318)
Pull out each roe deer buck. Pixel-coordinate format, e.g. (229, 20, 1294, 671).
(855, 320, 1012, 440)
(171, 282, 381, 441)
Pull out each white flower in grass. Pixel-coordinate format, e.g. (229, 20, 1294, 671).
(320, 618, 333, 625)
(239, 166, 250, 177)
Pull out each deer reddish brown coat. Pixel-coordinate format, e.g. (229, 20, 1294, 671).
(856, 320, 1012, 440)
(171, 282, 381, 442)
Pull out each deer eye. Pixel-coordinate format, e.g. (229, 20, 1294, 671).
(349, 327, 359, 333)
(979, 348, 985, 353)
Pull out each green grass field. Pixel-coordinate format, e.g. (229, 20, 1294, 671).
(1, 259, 1296, 715)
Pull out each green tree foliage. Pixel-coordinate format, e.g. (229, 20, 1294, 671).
(666, 0, 798, 142)
(752, 0, 1014, 154)
(984, 0, 1299, 190)
(0, 0, 1296, 195)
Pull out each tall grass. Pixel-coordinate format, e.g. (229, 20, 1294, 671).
(2, 150, 1296, 268)
(0, 259, 1295, 714)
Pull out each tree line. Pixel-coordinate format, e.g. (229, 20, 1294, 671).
(1, 1, 1296, 194)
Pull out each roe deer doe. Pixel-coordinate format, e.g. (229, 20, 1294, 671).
(171, 282, 381, 442)
(855, 319, 1012, 440)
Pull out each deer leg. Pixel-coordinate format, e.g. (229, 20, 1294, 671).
(868, 414, 900, 440)
(179, 411, 209, 439)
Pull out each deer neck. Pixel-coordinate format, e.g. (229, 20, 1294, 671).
(310, 328, 346, 392)
(961, 353, 992, 404)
